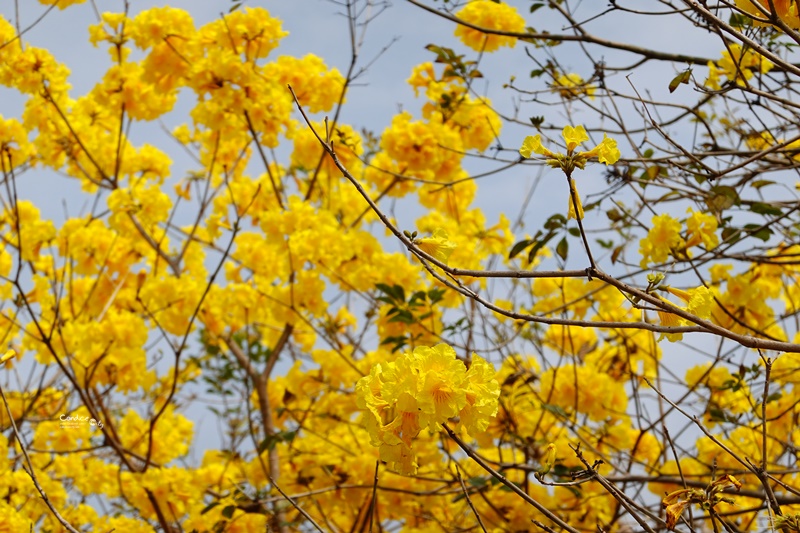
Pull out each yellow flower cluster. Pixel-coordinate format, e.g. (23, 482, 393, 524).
(356, 343, 499, 474)
(519, 125, 620, 219)
(639, 209, 719, 268)
(551, 72, 596, 100)
(735, 0, 800, 28)
(639, 214, 683, 267)
(685, 363, 753, 424)
(711, 261, 786, 339)
(407, 62, 503, 152)
(705, 43, 773, 90)
(453, 0, 526, 52)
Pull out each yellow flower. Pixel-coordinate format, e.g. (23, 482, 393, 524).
(415, 228, 458, 265)
(562, 125, 589, 152)
(519, 126, 619, 220)
(580, 134, 621, 165)
(453, 0, 526, 52)
(735, 0, 800, 29)
(460, 354, 500, 434)
(519, 126, 620, 167)
(551, 73, 596, 100)
(656, 295, 685, 342)
(0, 350, 16, 365)
(37, 0, 86, 9)
(519, 134, 556, 159)
(685, 208, 718, 250)
(639, 214, 685, 268)
(687, 286, 715, 319)
(704, 44, 773, 90)
(664, 498, 691, 529)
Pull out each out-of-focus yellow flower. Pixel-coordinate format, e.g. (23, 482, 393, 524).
(705, 44, 773, 90)
(0, 350, 16, 365)
(454, 0, 526, 52)
(686, 286, 715, 320)
(685, 208, 719, 250)
(415, 228, 458, 265)
(552, 73, 596, 100)
(639, 213, 685, 268)
(37, 0, 86, 9)
(656, 295, 685, 342)
(735, 0, 800, 29)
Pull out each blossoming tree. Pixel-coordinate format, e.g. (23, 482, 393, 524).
(1, 0, 800, 532)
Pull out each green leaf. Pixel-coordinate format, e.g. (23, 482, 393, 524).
(221, 505, 236, 519)
(766, 392, 782, 403)
(668, 69, 692, 94)
(388, 309, 415, 324)
(721, 226, 741, 244)
(468, 476, 489, 488)
(743, 224, 772, 242)
(380, 336, 408, 353)
(729, 12, 751, 27)
(749, 202, 782, 216)
(544, 213, 567, 230)
(528, 232, 556, 263)
(201, 502, 219, 515)
(529, 2, 545, 13)
(428, 288, 446, 304)
(708, 407, 728, 422)
(606, 208, 623, 222)
(257, 430, 297, 454)
(706, 185, 740, 212)
(508, 238, 533, 260)
(556, 237, 569, 261)
(541, 402, 569, 418)
(409, 290, 427, 304)
(750, 179, 775, 189)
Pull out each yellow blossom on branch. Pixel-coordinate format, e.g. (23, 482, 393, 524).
(415, 228, 458, 265)
(705, 43, 773, 90)
(639, 213, 685, 268)
(551, 72, 596, 100)
(685, 208, 719, 250)
(735, 0, 800, 29)
(519, 125, 620, 220)
(519, 125, 620, 171)
(453, 0, 526, 52)
(355, 343, 499, 475)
